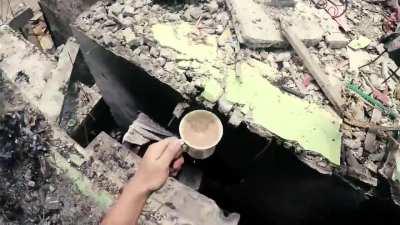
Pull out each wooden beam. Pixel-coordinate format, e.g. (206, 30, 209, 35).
(281, 22, 345, 116)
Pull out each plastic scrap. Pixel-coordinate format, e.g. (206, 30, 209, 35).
(348, 36, 372, 49)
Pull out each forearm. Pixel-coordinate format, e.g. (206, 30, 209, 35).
(101, 178, 150, 225)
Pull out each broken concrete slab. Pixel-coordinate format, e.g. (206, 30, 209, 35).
(39, 38, 80, 122)
(226, 0, 332, 48)
(0, 26, 57, 106)
(87, 132, 240, 225)
(74, 5, 343, 165)
(60, 82, 102, 136)
(326, 33, 348, 49)
(7, 7, 34, 31)
(1, 65, 113, 211)
(224, 59, 342, 165)
(226, 0, 282, 48)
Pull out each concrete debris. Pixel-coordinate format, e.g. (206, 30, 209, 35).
(281, 22, 345, 117)
(89, 132, 241, 225)
(123, 113, 174, 146)
(271, 0, 297, 8)
(7, 7, 33, 30)
(68, 0, 400, 202)
(227, 0, 336, 48)
(364, 109, 382, 153)
(38, 38, 80, 122)
(325, 33, 348, 49)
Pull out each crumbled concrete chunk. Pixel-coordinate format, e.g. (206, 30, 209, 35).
(201, 79, 223, 103)
(188, 5, 203, 19)
(271, 0, 297, 7)
(227, 0, 282, 48)
(229, 109, 244, 127)
(123, 6, 136, 17)
(207, 0, 219, 13)
(326, 33, 348, 49)
(218, 98, 233, 115)
(120, 28, 137, 46)
(109, 3, 124, 16)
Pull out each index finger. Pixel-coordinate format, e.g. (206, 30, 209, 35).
(159, 139, 184, 165)
(148, 137, 178, 158)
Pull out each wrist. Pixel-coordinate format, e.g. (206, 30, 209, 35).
(125, 176, 152, 197)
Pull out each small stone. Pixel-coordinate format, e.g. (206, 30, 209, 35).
(150, 47, 160, 57)
(271, 0, 296, 7)
(177, 61, 192, 69)
(120, 27, 136, 44)
(166, 13, 180, 22)
(189, 6, 203, 19)
(369, 74, 384, 90)
(215, 25, 224, 34)
(151, 4, 160, 12)
(201, 79, 223, 103)
(49, 185, 56, 192)
(343, 138, 362, 149)
(27, 181, 35, 187)
(229, 109, 243, 127)
(207, 0, 219, 13)
(123, 6, 136, 17)
(109, 3, 124, 16)
(273, 51, 292, 62)
(103, 35, 116, 47)
(160, 48, 175, 59)
(157, 57, 166, 67)
(215, 12, 229, 27)
(326, 33, 348, 49)
(45, 198, 61, 211)
(164, 62, 175, 72)
(218, 98, 233, 115)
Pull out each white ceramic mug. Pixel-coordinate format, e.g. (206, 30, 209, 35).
(179, 110, 223, 159)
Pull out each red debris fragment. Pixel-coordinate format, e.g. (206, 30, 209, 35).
(303, 74, 314, 88)
(372, 86, 390, 105)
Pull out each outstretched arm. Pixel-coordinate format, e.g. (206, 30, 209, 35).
(101, 138, 184, 225)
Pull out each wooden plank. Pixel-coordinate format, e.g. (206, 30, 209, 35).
(281, 22, 345, 116)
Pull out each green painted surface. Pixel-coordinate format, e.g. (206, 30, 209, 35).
(51, 151, 113, 210)
(152, 22, 342, 165)
(348, 36, 371, 49)
(202, 79, 223, 102)
(151, 22, 218, 62)
(225, 61, 342, 165)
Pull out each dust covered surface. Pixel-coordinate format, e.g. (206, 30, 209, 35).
(0, 74, 102, 225)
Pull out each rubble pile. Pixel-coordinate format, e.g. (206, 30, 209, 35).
(0, 76, 102, 224)
(73, 0, 400, 202)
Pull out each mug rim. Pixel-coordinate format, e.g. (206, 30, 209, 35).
(179, 110, 223, 151)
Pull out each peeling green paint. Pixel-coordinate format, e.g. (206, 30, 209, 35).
(152, 22, 342, 165)
(225, 61, 342, 165)
(151, 22, 218, 62)
(202, 79, 223, 102)
(50, 151, 113, 210)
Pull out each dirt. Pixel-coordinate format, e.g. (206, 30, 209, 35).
(0, 73, 103, 225)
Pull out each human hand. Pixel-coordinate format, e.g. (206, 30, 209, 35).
(129, 137, 185, 194)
